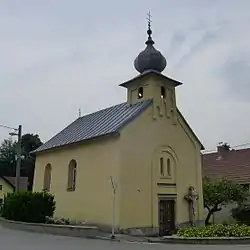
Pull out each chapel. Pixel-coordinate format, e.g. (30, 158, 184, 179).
(33, 18, 204, 236)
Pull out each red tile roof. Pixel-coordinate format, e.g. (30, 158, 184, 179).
(202, 147, 250, 184)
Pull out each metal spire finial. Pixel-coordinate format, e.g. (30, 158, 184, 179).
(146, 11, 152, 31)
(78, 108, 81, 118)
(145, 11, 154, 45)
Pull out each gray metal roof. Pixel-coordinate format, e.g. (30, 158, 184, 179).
(34, 100, 152, 154)
(119, 69, 183, 88)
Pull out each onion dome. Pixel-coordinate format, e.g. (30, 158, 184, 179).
(134, 21, 167, 73)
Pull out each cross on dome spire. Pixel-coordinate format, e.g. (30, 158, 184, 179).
(146, 11, 152, 30)
(145, 11, 154, 45)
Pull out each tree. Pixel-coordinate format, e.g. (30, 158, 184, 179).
(0, 138, 17, 177)
(21, 134, 43, 189)
(203, 178, 248, 225)
(21, 134, 43, 156)
(0, 134, 43, 190)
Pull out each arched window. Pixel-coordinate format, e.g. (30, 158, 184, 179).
(160, 86, 166, 99)
(160, 157, 165, 176)
(67, 159, 77, 191)
(43, 164, 52, 191)
(137, 87, 143, 99)
(167, 158, 171, 176)
(160, 156, 172, 177)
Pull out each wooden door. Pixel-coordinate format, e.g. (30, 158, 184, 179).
(159, 199, 175, 236)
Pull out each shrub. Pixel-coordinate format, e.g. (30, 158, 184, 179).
(45, 216, 87, 226)
(232, 204, 250, 225)
(177, 224, 250, 237)
(45, 216, 70, 225)
(1, 191, 55, 223)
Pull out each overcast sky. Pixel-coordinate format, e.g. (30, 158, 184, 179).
(0, 0, 249, 151)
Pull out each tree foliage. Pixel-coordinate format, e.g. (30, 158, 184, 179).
(0, 139, 17, 177)
(0, 133, 43, 190)
(203, 178, 248, 225)
(21, 134, 43, 156)
(20, 134, 43, 189)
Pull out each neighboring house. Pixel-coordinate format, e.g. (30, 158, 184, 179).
(0, 176, 28, 205)
(0, 176, 15, 206)
(32, 24, 204, 236)
(203, 145, 250, 184)
(202, 144, 250, 223)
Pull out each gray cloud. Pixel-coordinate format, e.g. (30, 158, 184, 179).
(1, 0, 250, 151)
(221, 59, 250, 101)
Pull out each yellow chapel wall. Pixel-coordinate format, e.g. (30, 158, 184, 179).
(33, 136, 121, 227)
(119, 103, 203, 229)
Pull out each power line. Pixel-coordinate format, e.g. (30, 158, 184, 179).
(0, 124, 17, 131)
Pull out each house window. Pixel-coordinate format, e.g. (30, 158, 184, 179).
(167, 158, 171, 176)
(67, 159, 77, 191)
(137, 87, 143, 99)
(43, 164, 52, 191)
(0, 185, 2, 191)
(160, 86, 166, 99)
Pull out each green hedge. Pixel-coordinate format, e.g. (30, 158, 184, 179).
(232, 205, 250, 225)
(177, 224, 250, 237)
(1, 191, 55, 223)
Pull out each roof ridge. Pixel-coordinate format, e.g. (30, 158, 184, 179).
(0, 175, 15, 188)
(78, 100, 148, 120)
(203, 147, 250, 156)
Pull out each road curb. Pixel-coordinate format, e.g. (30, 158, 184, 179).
(0, 218, 148, 243)
(0, 218, 106, 239)
(1, 218, 250, 244)
(152, 236, 250, 245)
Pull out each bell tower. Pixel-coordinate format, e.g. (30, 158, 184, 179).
(119, 13, 182, 123)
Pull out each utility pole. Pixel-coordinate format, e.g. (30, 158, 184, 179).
(10, 125, 22, 192)
(15, 125, 22, 192)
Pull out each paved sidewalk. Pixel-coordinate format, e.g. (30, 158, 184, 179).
(94, 233, 153, 242)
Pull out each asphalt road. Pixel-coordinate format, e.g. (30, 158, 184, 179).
(1, 226, 250, 250)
